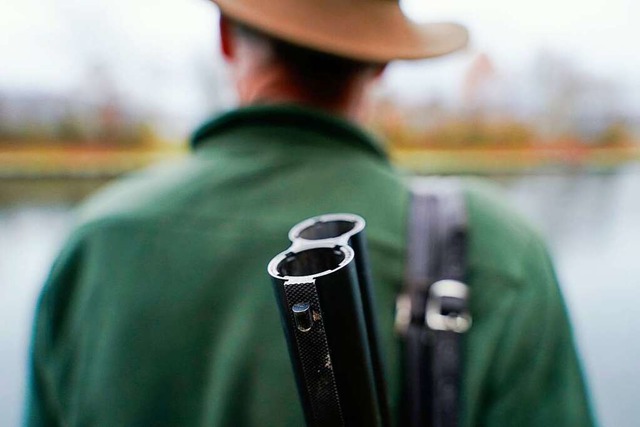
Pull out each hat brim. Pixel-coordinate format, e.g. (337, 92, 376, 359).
(211, 0, 469, 62)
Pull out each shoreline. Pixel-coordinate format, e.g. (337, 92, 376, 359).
(1, 144, 639, 177)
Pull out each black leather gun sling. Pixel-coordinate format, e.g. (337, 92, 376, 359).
(395, 180, 472, 427)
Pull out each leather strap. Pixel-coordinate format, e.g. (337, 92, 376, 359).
(398, 179, 470, 427)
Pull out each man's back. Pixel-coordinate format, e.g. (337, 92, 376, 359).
(27, 105, 594, 426)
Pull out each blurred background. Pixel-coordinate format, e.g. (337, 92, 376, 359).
(1, 0, 638, 425)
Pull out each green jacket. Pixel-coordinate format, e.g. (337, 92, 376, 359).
(26, 105, 595, 426)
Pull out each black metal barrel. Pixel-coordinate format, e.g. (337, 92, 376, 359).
(288, 214, 391, 427)
(268, 243, 381, 427)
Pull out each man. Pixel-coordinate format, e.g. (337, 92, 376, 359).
(26, 0, 595, 426)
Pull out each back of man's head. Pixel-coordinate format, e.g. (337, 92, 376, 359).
(213, 0, 467, 114)
(220, 15, 386, 115)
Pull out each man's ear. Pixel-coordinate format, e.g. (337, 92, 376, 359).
(219, 15, 234, 61)
(373, 63, 388, 79)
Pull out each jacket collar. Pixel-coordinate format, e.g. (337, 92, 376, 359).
(191, 104, 388, 161)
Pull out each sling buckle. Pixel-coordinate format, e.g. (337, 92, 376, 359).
(425, 280, 472, 333)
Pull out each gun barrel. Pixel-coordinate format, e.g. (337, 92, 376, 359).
(288, 214, 391, 427)
(268, 243, 382, 427)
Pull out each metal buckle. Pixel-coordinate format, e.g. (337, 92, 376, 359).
(425, 280, 472, 333)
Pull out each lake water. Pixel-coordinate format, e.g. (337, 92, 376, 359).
(1, 169, 639, 427)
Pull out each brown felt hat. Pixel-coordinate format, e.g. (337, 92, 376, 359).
(211, 0, 469, 62)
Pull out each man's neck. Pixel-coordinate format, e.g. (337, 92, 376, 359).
(235, 65, 366, 122)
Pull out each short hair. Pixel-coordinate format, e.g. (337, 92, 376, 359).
(228, 17, 384, 106)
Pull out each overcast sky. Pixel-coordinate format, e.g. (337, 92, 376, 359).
(1, 0, 637, 132)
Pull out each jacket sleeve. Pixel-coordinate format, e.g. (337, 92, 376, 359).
(24, 351, 58, 427)
(483, 235, 597, 427)
(24, 234, 86, 427)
